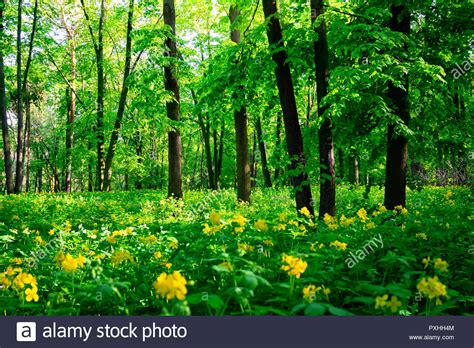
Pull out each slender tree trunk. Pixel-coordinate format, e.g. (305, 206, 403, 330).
(337, 148, 344, 180)
(103, 0, 134, 191)
(191, 89, 215, 189)
(311, 0, 336, 217)
(0, 0, 13, 194)
(273, 111, 282, 183)
(384, 4, 410, 209)
(22, 99, 31, 191)
(256, 116, 272, 187)
(349, 154, 360, 186)
(262, 0, 314, 215)
(134, 130, 143, 189)
(163, 0, 183, 198)
(61, 5, 77, 193)
(230, 6, 251, 202)
(14, 0, 23, 193)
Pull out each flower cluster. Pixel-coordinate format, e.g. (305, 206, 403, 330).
(153, 271, 188, 301)
(281, 255, 307, 279)
(0, 267, 39, 302)
(330, 240, 347, 251)
(56, 252, 86, 272)
(417, 276, 447, 305)
(302, 284, 330, 303)
(375, 294, 402, 313)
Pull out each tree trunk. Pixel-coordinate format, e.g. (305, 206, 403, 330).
(103, 0, 134, 191)
(0, 0, 13, 194)
(61, 5, 77, 193)
(14, 0, 23, 193)
(273, 111, 282, 183)
(256, 116, 272, 188)
(22, 99, 31, 191)
(384, 4, 410, 209)
(262, 0, 314, 215)
(311, 0, 336, 217)
(230, 6, 251, 202)
(349, 154, 360, 187)
(163, 0, 183, 199)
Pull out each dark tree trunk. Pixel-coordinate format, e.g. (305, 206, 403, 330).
(230, 6, 251, 202)
(384, 4, 410, 209)
(311, 0, 336, 217)
(262, 0, 314, 215)
(163, 0, 183, 199)
(134, 130, 143, 189)
(103, 0, 134, 191)
(256, 116, 272, 188)
(250, 131, 257, 187)
(0, 0, 13, 194)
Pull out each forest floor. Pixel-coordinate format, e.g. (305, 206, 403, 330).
(0, 185, 472, 315)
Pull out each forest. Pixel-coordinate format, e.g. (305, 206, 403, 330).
(0, 0, 472, 316)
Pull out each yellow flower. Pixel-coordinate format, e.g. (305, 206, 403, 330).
(25, 287, 39, 302)
(234, 227, 244, 233)
(302, 284, 320, 303)
(278, 213, 287, 222)
(110, 250, 133, 266)
(209, 212, 221, 225)
(76, 254, 86, 267)
(202, 223, 221, 235)
(11, 257, 22, 265)
(281, 255, 307, 279)
(233, 214, 246, 227)
(416, 233, 427, 240)
(422, 256, 431, 269)
(299, 207, 312, 218)
(153, 271, 187, 301)
(322, 285, 331, 299)
(387, 296, 402, 313)
(165, 262, 172, 269)
(61, 254, 78, 272)
(48, 229, 55, 236)
(218, 261, 233, 272)
(356, 208, 368, 221)
(106, 235, 117, 244)
(273, 224, 286, 232)
(434, 258, 448, 272)
(339, 215, 355, 227)
(330, 240, 347, 251)
(264, 239, 274, 247)
(168, 238, 179, 249)
(366, 222, 375, 230)
(417, 276, 447, 301)
(237, 243, 254, 253)
(154, 251, 162, 259)
(254, 219, 268, 232)
(375, 294, 388, 309)
(34, 236, 45, 245)
(401, 208, 408, 216)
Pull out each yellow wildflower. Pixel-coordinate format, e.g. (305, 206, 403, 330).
(154, 251, 163, 259)
(387, 296, 402, 313)
(422, 256, 431, 268)
(366, 222, 375, 230)
(416, 233, 427, 240)
(434, 258, 448, 272)
(278, 213, 287, 222)
(11, 257, 22, 265)
(61, 254, 78, 272)
(330, 240, 347, 251)
(209, 212, 221, 226)
(25, 286, 39, 302)
(110, 250, 133, 266)
(153, 271, 188, 301)
(233, 214, 246, 227)
(273, 224, 286, 232)
(218, 261, 233, 272)
(302, 284, 320, 303)
(48, 229, 55, 236)
(299, 207, 312, 218)
(375, 294, 388, 309)
(254, 219, 269, 232)
(264, 239, 274, 247)
(281, 255, 307, 279)
(417, 276, 447, 303)
(234, 227, 244, 233)
(357, 208, 368, 221)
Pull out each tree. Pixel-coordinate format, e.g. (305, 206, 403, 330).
(229, 5, 251, 202)
(163, 0, 183, 199)
(103, 0, 134, 191)
(384, 4, 410, 209)
(0, 0, 13, 193)
(81, 0, 105, 191)
(311, 0, 336, 217)
(262, 0, 313, 215)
